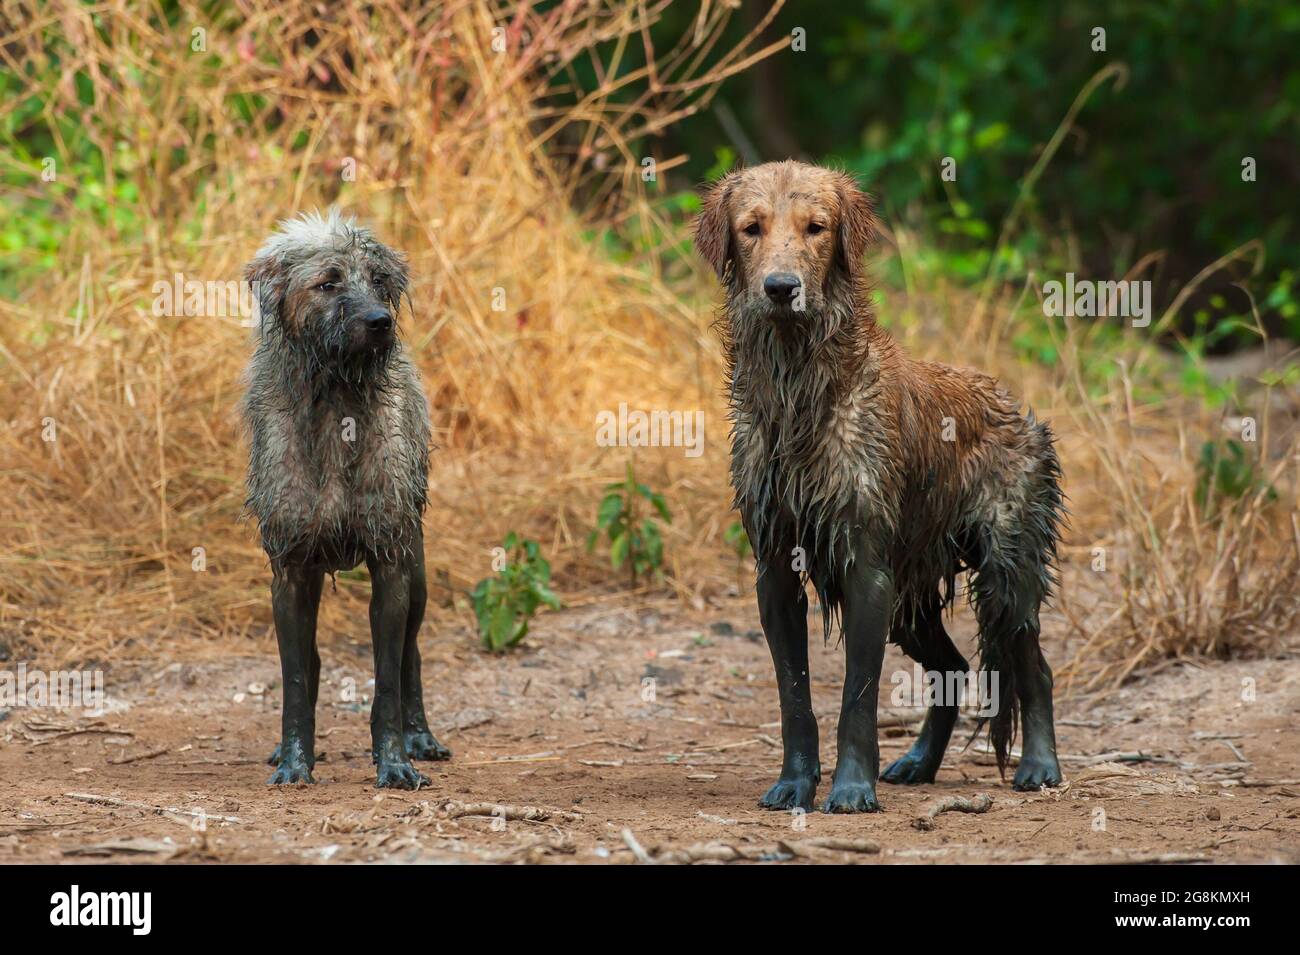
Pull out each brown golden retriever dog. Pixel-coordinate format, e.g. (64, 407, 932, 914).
(695, 161, 1064, 812)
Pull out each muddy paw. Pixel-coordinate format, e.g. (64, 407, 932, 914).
(881, 750, 938, 785)
(759, 775, 818, 811)
(821, 780, 881, 813)
(267, 759, 315, 786)
(1012, 755, 1063, 791)
(375, 760, 431, 790)
(404, 729, 452, 762)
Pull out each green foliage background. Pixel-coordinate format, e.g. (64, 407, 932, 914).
(4, 1, 1297, 349)
(640, 0, 1299, 347)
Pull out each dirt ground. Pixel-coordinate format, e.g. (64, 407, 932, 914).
(2, 593, 1298, 865)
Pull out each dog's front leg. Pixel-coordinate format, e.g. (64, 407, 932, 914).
(823, 536, 893, 813)
(268, 561, 323, 785)
(755, 556, 820, 811)
(367, 556, 430, 790)
(399, 529, 451, 762)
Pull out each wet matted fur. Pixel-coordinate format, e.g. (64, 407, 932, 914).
(241, 209, 450, 790)
(695, 161, 1065, 812)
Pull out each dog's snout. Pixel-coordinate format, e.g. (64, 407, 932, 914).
(763, 272, 801, 304)
(362, 307, 393, 334)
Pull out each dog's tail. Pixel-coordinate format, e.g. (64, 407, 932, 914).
(968, 416, 1065, 775)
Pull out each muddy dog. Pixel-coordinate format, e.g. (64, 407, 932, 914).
(695, 161, 1065, 812)
(242, 210, 449, 789)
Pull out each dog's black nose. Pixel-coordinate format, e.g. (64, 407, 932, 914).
(362, 308, 393, 334)
(763, 272, 801, 304)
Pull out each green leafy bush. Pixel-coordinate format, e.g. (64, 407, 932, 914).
(470, 533, 561, 653)
(724, 519, 752, 586)
(587, 463, 671, 586)
(1195, 439, 1276, 517)
(724, 520, 751, 561)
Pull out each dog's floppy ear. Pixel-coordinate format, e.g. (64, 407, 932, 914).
(244, 253, 286, 336)
(694, 173, 737, 281)
(368, 241, 410, 313)
(834, 172, 880, 276)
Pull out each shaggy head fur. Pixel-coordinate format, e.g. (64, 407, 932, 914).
(696, 161, 877, 320)
(241, 210, 431, 570)
(696, 161, 1065, 773)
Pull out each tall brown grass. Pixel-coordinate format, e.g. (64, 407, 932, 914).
(1055, 351, 1300, 690)
(1, 0, 1294, 685)
(0, 0, 782, 658)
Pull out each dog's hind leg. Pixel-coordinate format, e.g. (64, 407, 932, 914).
(399, 530, 451, 762)
(368, 554, 431, 790)
(755, 555, 820, 812)
(971, 532, 1063, 791)
(881, 596, 969, 785)
(823, 535, 893, 813)
(267, 561, 323, 785)
(1007, 604, 1061, 790)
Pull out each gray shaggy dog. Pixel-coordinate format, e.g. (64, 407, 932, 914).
(696, 161, 1064, 813)
(242, 209, 449, 789)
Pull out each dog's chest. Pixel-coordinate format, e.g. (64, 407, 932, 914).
(733, 390, 898, 545)
(249, 380, 426, 556)
(304, 393, 412, 519)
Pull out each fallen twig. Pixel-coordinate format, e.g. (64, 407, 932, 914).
(441, 800, 582, 824)
(62, 791, 240, 823)
(915, 793, 993, 831)
(621, 836, 881, 865)
(64, 838, 178, 858)
(621, 828, 654, 864)
(29, 727, 135, 746)
(1237, 778, 1300, 788)
(787, 837, 881, 855)
(1059, 751, 1178, 766)
(107, 746, 169, 765)
(459, 752, 560, 766)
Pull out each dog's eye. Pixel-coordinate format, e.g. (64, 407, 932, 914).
(742, 222, 761, 237)
(807, 222, 826, 235)
(314, 280, 339, 291)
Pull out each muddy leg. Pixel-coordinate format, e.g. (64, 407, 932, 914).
(368, 554, 429, 790)
(755, 557, 820, 811)
(1011, 608, 1062, 790)
(823, 540, 893, 813)
(400, 532, 450, 761)
(973, 557, 1063, 791)
(267, 579, 323, 768)
(882, 601, 969, 785)
(267, 562, 323, 785)
(268, 641, 321, 767)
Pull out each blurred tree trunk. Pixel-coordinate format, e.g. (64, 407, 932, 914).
(743, 2, 803, 161)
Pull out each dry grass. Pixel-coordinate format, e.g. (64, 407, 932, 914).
(1055, 360, 1300, 690)
(1, 0, 1295, 683)
(0, 0, 779, 659)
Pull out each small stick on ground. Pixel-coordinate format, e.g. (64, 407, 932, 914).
(441, 800, 582, 824)
(459, 753, 560, 767)
(1060, 751, 1178, 766)
(29, 727, 135, 746)
(788, 837, 881, 855)
(914, 793, 993, 831)
(62, 792, 240, 823)
(1237, 778, 1300, 788)
(628, 837, 880, 865)
(622, 828, 654, 864)
(107, 746, 170, 765)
